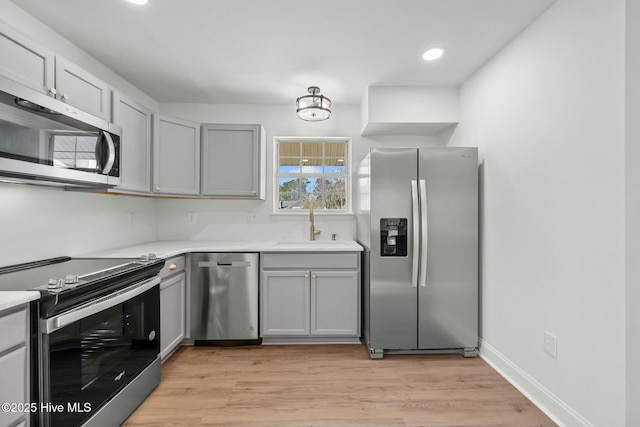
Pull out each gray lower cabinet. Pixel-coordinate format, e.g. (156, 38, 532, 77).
(311, 270, 360, 336)
(0, 305, 29, 427)
(111, 91, 152, 193)
(201, 124, 266, 199)
(261, 253, 361, 342)
(159, 256, 186, 361)
(153, 114, 201, 196)
(262, 270, 311, 336)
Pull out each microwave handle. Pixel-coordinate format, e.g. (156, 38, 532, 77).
(43, 276, 160, 334)
(95, 131, 116, 175)
(101, 131, 116, 174)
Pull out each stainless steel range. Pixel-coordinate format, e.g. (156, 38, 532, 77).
(0, 255, 165, 427)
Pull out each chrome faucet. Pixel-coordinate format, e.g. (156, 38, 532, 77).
(309, 205, 321, 240)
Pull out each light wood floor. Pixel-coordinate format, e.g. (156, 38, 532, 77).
(123, 345, 556, 427)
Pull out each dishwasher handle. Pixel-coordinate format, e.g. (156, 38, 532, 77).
(197, 261, 252, 268)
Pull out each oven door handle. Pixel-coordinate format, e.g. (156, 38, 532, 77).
(44, 275, 161, 334)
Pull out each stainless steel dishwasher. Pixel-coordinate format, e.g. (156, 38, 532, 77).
(190, 252, 260, 345)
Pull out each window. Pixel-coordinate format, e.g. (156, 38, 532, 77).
(274, 137, 351, 213)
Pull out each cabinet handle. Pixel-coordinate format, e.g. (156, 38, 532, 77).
(155, 186, 160, 191)
(312, 274, 317, 279)
(61, 93, 69, 101)
(48, 87, 57, 97)
(169, 263, 177, 270)
(304, 274, 309, 279)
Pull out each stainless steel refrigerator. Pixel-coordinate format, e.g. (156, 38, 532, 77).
(356, 147, 478, 359)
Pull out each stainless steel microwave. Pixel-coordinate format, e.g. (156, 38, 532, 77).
(0, 74, 121, 188)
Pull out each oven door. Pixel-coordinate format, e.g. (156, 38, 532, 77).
(40, 276, 160, 427)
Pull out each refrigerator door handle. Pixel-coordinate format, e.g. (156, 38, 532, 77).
(419, 179, 428, 287)
(411, 180, 419, 288)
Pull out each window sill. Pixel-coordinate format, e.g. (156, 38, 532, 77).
(270, 212, 355, 221)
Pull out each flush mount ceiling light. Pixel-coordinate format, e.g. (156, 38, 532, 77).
(296, 86, 331, 121)
(423, 47, 445, 61)
(125, 0, 148, 5)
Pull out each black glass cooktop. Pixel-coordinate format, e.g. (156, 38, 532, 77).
(0, 256, 165, 316)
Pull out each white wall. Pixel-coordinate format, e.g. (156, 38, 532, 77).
(0, 183, 158, 266)
(156, 103, 439, 242)
(448, 0, 626, 425)
(364, 86, 459, 123)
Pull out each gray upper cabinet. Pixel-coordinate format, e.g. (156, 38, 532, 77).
(201, 124, 266, 199)
(54, 56, 110, 120)
(153, 114, 201, 196)
(0, 20, 54, 93)
(0, 21, 110, 120)
(111, 92, 152, 193)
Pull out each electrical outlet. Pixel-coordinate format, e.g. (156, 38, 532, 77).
(247, 213, 257, 224)
(128, 213, 135, 225)
(544, 331, 557, 358)
(187, 212, 196, 224)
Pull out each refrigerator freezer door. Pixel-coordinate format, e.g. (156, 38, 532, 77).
(418, 147, 478, 350)
(368, 148, 418, 350)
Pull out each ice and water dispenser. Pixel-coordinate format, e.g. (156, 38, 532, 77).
(380, 218, 408, 257)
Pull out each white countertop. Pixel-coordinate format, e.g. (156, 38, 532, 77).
(0, 240, 361, 310)
(0, 291, 40, 312)
(82, 239, 363, 259)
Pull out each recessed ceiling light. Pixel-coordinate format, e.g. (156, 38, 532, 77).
(125, 0, 148, 5)
(423, 47, 445, 61)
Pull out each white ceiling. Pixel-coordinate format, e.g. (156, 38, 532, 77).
(10, 0, 556, 105)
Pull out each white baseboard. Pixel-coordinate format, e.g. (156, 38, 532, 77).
(479, 338, 593, 427)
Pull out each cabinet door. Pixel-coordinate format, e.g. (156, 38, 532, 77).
(0, 346, 27, 427)
(54, 56, 110, 119)
(160, 272, 186, 361)
(111, 92, 152, 193)
(311, 270, 360, 336)
(261, 271, 310, 336)
(201, 124, 265, 199)
(0, 20, 54, 94)
(152, 114, 201, 196)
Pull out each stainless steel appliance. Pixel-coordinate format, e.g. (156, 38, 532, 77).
(355, 147, 478, 359)
(0, 255, 165, 427)
(0, 74, 121, 188)
(190, 253, 260, 345)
